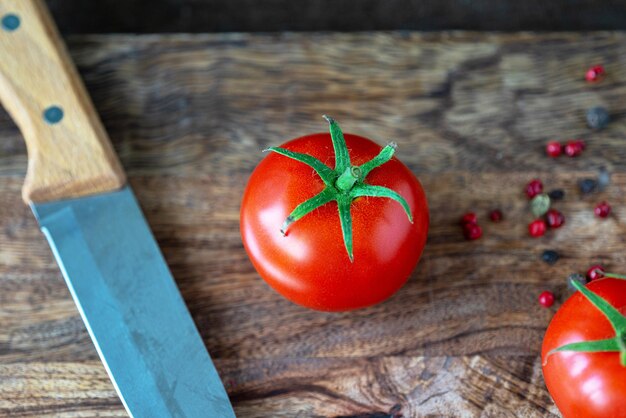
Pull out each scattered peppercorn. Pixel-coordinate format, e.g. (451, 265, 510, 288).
(587, 265, 605, 281)
(545, 141, 562, 158)
(567, 273, 587, 291)
(463, 223, 482, 240)
(585, 65, 605, 83)
(594, 201, 611, 218)
(578, 178, 597, 194)
(586, 106, 610, 130)
(539, 291, 555, 308)
(531, 194, 551, 218)
(564, 140, 585, 157)
(529, 219, 547, 237)
(489, 209, 503, 222)
(577, 139, 586, 150)
(541, 250, 560, 265)
(548, 189, 565, 200)
(526, 179, 543, 199)
(546, 209, 565, 228)
(598, 167, 611, 191)
(460, 212, 477, 226)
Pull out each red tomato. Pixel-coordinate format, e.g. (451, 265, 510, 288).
(240, 132, 428, 311)
(542, 278, 626, 417)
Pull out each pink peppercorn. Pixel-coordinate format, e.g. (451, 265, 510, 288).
(564, 140, 585, 157)
(463, 223, 482, 241)
(546, 141, 562, 158)
(587, 265, 605, 281)
(546, 209, 565, 229)
(460, 212, 477, 226)
(489, 209, 503, 222)
(594, 201, 611, 218)
(585, 65, 605, 83)
(539, 291, 555, 308)
(526, 179, 543, 199)
(529, 219, 547, 237)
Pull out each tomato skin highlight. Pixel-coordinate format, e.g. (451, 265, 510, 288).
(240, 132, 429, 311)
(541, 278, 626, 417)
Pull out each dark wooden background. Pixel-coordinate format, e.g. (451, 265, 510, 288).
(45, 0, 626, 33)
(1, 1, 625, 417)
(2, 30, 626, 416)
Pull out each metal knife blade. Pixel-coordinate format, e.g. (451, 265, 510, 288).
(32, 186, 236, 418)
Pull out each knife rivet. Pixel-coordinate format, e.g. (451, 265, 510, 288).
(43, 106, 64, 124)
(1, 14, 20, 31)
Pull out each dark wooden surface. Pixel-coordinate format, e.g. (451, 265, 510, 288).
(2, 31, 626, 416)
(44, 0, 626, 33)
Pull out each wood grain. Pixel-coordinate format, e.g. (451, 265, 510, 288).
(3, 31, 626, 416)
(0, 0, 125, 203)
(0, 356, 559, 417)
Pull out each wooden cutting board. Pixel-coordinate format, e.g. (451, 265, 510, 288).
(1, 31, 625, 417)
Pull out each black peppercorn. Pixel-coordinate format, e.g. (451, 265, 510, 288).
(586, 106, 610, 130)
(598, 167, 611, 190)
(548, 189, 565, 200)
(542, 250, 560, 265)
(579, 178, 597, 194)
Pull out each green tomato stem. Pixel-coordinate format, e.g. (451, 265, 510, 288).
(323, 115, 351, 172)
(546, 278, 626, 367)
(619, 333, 626, 366)
(570, 278, 626, 335)
(266, 116, 416, 261)
(604, 272, 626, 280)
(336, 166, 361, 192)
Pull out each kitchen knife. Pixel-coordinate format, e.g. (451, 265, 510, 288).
(0, 1, 236, 417)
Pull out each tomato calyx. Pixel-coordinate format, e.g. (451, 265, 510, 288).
(546, 276, 626, 366)
(264, 115, 413, 262)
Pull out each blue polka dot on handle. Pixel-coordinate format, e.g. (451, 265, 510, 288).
(1, 14, 20, 31)
(44, 106, 64, 124)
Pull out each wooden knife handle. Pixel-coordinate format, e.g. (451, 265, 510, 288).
(0, 0, 125, 203)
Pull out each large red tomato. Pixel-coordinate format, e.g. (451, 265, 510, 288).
(240, 118, 428, 311)
(542, 277, 626, 417)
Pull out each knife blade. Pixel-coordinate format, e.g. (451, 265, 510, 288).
(0, 1, 235, 416)
(33, 187, 236, 417)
